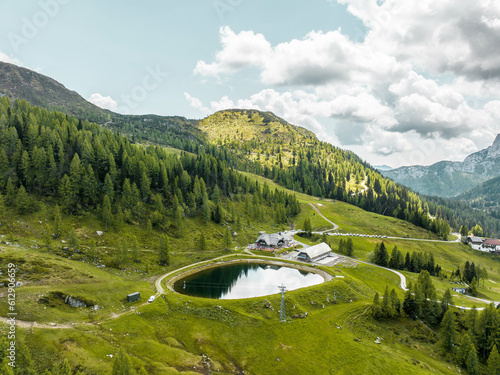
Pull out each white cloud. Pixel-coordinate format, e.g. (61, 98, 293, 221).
(87, 93, 118, 112)
(194, 26, 271, 78)
(192, 1, 500, 166)
(0, 50, 22, 66)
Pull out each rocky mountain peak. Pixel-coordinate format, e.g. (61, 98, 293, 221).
(487, 133, 500, 159)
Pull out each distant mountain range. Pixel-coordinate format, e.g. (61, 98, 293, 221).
(383, 135, 500, 198)
(374, 165, 393, 171)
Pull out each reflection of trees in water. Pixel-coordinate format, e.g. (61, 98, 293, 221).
(176, 264, 261, 299)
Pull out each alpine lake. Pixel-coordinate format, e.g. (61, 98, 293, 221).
(173, 262, 325, 299)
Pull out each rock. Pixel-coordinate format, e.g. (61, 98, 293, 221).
(96, 231, 103, 236)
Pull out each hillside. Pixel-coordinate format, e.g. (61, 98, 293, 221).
(0, 61, 203, 149)
(199, 108, 317, 143)
(2, 61, 499, 237)
(456, 176, 500, 218)
(383, 134, 500, 197)
(2, 97, 500, 374)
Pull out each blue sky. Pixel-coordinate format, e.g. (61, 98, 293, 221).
(1, 0, 500, 168)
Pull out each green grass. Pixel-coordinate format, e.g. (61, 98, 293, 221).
(10, 274, 458, 374)
(1, 165, 497, 374)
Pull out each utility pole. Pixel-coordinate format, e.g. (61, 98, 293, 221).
(279, 284, 287, 321)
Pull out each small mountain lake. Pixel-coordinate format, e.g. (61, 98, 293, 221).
(173, 263, 324, 299)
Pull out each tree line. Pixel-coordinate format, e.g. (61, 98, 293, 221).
(371, 242, 442, 276)
(0, 98, 300, 235)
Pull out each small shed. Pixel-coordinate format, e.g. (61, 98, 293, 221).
(297, 242, 332, 262)
(127, 292, 140, 302)
(452, 287, 467, 295)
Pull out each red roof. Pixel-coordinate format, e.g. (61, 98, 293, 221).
(483, 239, 500, 246)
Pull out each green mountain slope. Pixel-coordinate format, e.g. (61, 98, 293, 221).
(455, 176, 500, 219)
(0, 61, 203, 149)
(2, 61, 499, 237)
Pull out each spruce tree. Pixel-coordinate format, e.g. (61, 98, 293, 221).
(68, 228, 80, 252)
(441, 288, 453, 314)
(456, 333, 474, 368)
(488, 345, 500, 375)
(132, 236, 140, 263)
(53, 204, 62, 238)
(89, 240, 97, 263)
(102, 194, 113, 231)
(389, 288, 400, 316)
(346, 238, 354, 256)
(202, 192, 210, 223)
(199, 232, 207, 251)
(372, 292, 382, 318)
(112, 347, 136, 375)
(440, 309, 457, 352)
(223, 226, 232, 251)
(15, 185, 31, 214)
(159, 235, 170, 266)
(466, 347, 479, 375)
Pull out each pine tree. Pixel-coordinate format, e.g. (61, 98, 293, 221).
(440, 309, 457, 352)
(59, 174, 73, 212)
(372, 292, 382, 318)
(138, 367, 148, 375)
(158, 235, 170, 266)
(0, 192, 5, 222)
(199, 232, 207, 251)
(488, 345, 500, 375)
(68, 228, 80, 252)
(466, 346, 479, 375)
(202, 192, 210, 223)
(345, 238, 354, 256)
(441, 288, 454, 314)
(53, 204, 62, 238)
(389, 288, 400, 316)
(338, 239, 345, 255)
(15, 185, 31, 214)
(55, 359, 72, 375)
(112, 347, 136, 375)
(89, 240, 97, 263)
(173, 195, 184, 236)
(102, 194, 113, 231)
(456, 333, 475, 367)
(132, 236, 139, 263)
(223, 226, 232, 251)
(304, 218, 312, 237)
(381, 286, 392, 317)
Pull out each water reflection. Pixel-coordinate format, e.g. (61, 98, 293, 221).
(174, 263, 323, 299)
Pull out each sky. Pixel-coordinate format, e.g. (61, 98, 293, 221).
(1, 0, 500, 168)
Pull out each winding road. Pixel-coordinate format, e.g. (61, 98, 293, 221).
(309, 202, 339, 231)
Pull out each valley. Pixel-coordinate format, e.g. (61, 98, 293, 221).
(0, 64, 500, 374)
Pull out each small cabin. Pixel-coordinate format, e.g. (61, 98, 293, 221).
(297, 242, 332, 262)
(255, 233, 285, 248)
(466, 236, 484, 251)
(452, 287, 467, 295)
(127, 292, 140, 302)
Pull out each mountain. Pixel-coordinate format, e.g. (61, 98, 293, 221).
(0, 61, 203, 147)
(374, 165, 393, 171)
(455, 176, 500, 217)
(383, 134, 500, 197)
(2, 60, 500, 237)
(199, 109, 317, 143)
